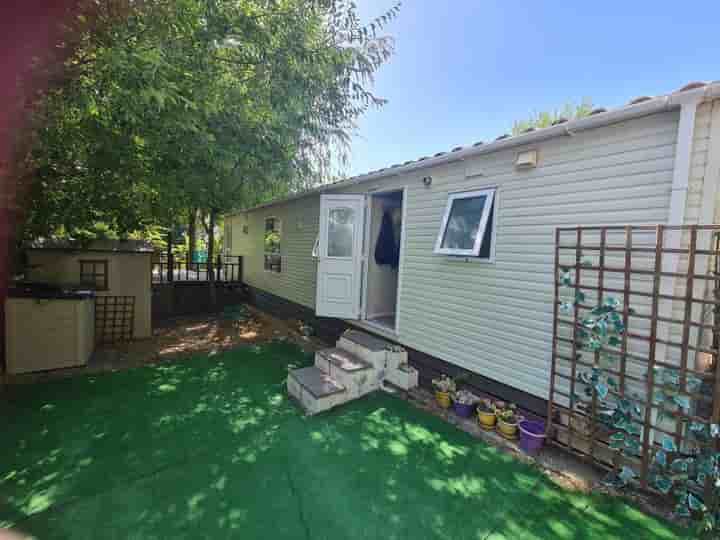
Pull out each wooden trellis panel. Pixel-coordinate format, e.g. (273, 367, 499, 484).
(95, 295, 135, 345)
(548, 224, 720, 489)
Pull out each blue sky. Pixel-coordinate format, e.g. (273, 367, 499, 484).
(348, 0, 720, 176)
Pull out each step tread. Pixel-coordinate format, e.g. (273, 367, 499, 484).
(290, 366, 345, 399)
(341, 330, 391, 352)
(319, 347, 373, 372)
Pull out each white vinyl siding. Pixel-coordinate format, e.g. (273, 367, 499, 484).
(232, 197, 320, 309)
(668, 98, 720, 358)
(230, 109, 684, 399)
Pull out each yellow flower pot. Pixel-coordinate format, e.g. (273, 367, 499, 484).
(497, 417, 520, 440)
(477, 409, 497, 430)
(435, 391, 451, 409)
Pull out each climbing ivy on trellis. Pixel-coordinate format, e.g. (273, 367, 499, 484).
(650, 368, 720, 534)
(559, 265, 720, 536)
(559, 266, 641, 486)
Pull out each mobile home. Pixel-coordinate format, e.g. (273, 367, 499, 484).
(225, 81, 720, 414)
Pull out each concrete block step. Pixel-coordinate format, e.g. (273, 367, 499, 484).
(341, 329, 391, 351)
(316, 347, 373, 373)
(337, 331, 388, 370)
(315, 347, 381, 398)
(287, 366, 347, 415)
(385, 363, 419, 391)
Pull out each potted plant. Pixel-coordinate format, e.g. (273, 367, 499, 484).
(431, 375, 456, 409)
(452, 389, 477, 418)
(496, 403, 522, 440)
(476, 398, 497, 430)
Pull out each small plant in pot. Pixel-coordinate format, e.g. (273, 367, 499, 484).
(496, 403, 522, 440)
(476, 398, 497, 430)
(452, 389, 478, 418)
(432, 375, 456, 409)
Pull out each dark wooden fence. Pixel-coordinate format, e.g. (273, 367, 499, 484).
(548, 224, 720, 491)
(152, 254, 242, 283)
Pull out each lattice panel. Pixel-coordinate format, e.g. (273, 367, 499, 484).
(95, 295, 135, 345)
(548, 224, 720, 489)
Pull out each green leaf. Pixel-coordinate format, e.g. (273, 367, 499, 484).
(655, 475, 673, 494)
(595, 382, 609, 399)
(654, 449, 667, 467)
(673, 395, 691, 411)
(662, 436, 677, 452)
(575, 290, 586, 303)
(687, 375, 702, 393)
(618, 466, 636, 484)
(608, 336, 622, 347)
(689, 497, 707, 516)
(670, 458, 689, 473)
(604, 297, 620, 308)
(675, 502, 691, 518)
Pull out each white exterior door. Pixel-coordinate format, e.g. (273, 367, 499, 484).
(315, 194, 366, 319)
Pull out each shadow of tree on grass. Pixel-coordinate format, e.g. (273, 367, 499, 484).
(1, 342, 688, 539)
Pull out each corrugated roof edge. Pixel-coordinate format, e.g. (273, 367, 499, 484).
(227, 81, 720, 216)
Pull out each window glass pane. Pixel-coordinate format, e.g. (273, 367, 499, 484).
(441, 195, 487, 250)
(328, 207, 354, 257)
(264, 218, 280, 254)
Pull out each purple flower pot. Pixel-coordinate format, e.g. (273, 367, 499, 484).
(518, 419, 546, 455)
(453, 401, 476, 418)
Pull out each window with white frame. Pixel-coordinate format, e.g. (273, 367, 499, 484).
(264, 217, 282, 272)
(224, 222, 233, 255)
(434, 188, 496, 257)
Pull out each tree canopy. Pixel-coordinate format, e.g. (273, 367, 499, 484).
(19, 0, 400, 242)
(511, 98, 593, 136)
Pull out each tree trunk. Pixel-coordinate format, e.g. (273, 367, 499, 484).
(187, 208, 197, 264)
(207, 209, 217, 311)
(166, 229, 173, 282)
(207, 208, 216, 282)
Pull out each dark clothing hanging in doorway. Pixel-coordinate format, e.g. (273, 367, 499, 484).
(374, 210, 399, 269)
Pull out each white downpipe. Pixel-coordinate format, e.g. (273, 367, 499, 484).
(652, 95, 702, 444)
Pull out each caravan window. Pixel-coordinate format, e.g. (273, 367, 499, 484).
(434, 188, 496, 257)
(264, 217, 282, 272)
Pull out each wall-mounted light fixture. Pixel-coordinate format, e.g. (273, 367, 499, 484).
(515, 149, 538, 169)
(422, 176, 433, 187)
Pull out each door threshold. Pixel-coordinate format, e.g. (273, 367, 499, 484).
(348, 318, 398, 340)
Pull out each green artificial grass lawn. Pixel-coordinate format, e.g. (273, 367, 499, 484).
(1, 342, 690, 540)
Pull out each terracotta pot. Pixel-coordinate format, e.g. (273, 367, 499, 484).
(477, 408, 497, 430)
(435, 391, 451, 409)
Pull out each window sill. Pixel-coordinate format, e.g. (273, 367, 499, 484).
(439, 254, 495, 264)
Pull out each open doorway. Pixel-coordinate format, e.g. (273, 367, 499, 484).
(363, 189, 403, 332)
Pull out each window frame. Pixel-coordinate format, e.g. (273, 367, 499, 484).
(433, 188, 496, 257)
(263, 216, 282, 273)
(224, 221, 233, 255)
(79, 259, 109, 290)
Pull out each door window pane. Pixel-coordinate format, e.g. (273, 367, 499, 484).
(440, 195, 487, 250)
(328, 207, 354, 257)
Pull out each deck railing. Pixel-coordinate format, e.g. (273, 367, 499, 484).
(152, 254, 243, 283)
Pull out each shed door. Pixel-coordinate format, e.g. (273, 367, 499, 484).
(315, 194, 366, 319)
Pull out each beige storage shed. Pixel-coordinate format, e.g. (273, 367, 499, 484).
(25, 239, 154, 341)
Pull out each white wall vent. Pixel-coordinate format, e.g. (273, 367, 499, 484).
(515, 150, 538, 169)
